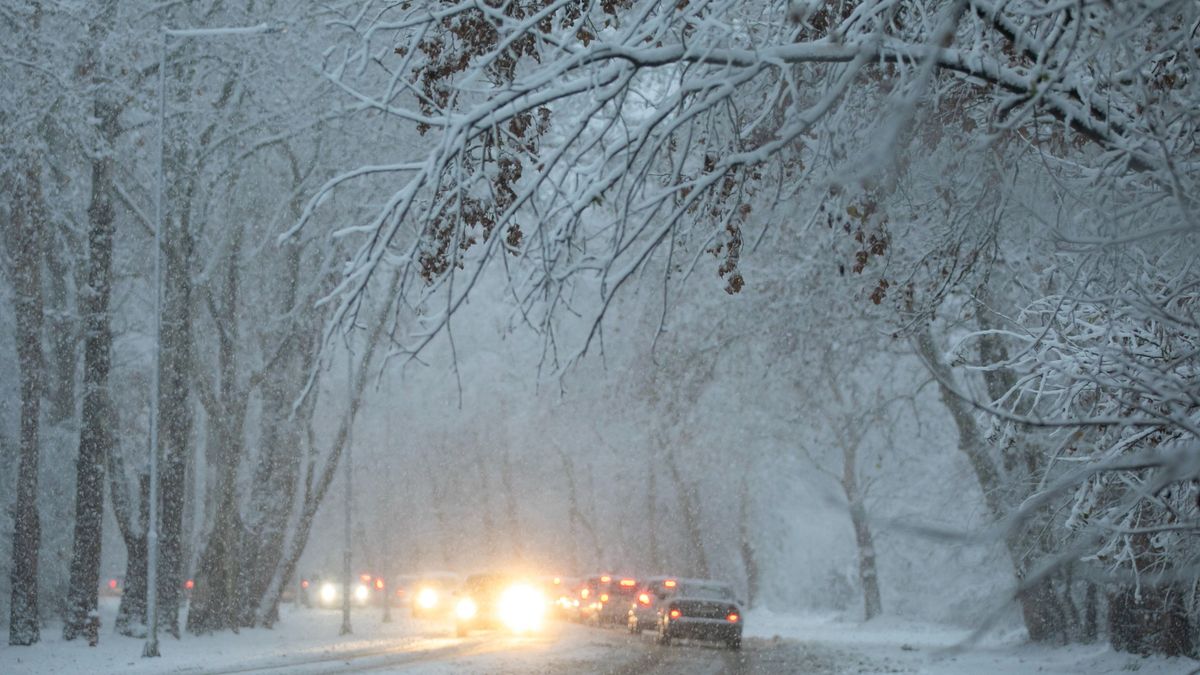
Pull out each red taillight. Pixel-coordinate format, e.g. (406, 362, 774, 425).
(664, 579, 676, 588)
(727, 612, 739, 623)
(396, 589, 404, 595)
(599, 593, 609, 603)
(600, 575, 611, 583)
(374, 578, 385, 590)
(669, 608, 681, 619)
(580, 588, 590, 599)
(108, 579, 118, 590)
(360, 574, 372, 583)
(638, 593, 651, 606)
(185, 579, 194, 590)
(619, 578, 636, 587)
(301, 579, 310, 589)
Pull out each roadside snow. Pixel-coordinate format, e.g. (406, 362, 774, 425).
(744, 609, 1196, 674)
(0, 598, 435, 674)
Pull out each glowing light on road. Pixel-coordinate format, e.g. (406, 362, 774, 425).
(354, 584, 370, 602)
(416, 587, 438, 609)
(320, 583, 337, 603)
(456, 597, 478, 620)
(498, 583, 546, 633)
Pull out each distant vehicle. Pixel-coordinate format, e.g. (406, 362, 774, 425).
(653, 579, 743, 649)
(577, 574, 639, 626)
(627, 576, 680, 634)
(543, 576, 580, 620)
(597, 576, 641, 626)
(454, 573, 547, 637)
(409, 573, 462, 619)
(306, 573, 375, 610)
(100, 575, 124, 597)
(576, 574, 612, 624)
(389, 574, 420, 606)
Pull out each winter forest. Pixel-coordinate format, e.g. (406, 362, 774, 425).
(1, 1, 1199, 673)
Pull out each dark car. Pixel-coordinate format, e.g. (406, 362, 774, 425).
(654, 579, 743, 649)
(455, 573, 547, 637)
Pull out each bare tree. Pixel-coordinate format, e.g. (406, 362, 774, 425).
(63, 0, 120, 641)
(5, 161, 46, 646)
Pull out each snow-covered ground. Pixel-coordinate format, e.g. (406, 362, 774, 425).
(743, 609, 1196, 675)
(1, 599, 1195, 673)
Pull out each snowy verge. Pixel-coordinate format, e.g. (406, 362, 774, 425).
(0, 598, 438, 674)
(744, 608, 1196, 675)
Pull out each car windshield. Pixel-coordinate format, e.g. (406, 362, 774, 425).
(466, 574, 512, 595)
(678, 582, 733, 601)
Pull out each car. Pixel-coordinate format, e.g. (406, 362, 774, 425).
(543, 576, 580, 620)
(576, 574, 612, 625)
(596, 576, 641, 626)
(454, 573, 547, 637)
(653, 578, 743, 649)
(627, 576, 680, 634)
(307, 573, 375, 610)
(409, 573, 462, 619)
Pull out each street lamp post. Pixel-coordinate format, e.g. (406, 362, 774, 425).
(341, 346, 354, 636)
(144, 22, 279, 659)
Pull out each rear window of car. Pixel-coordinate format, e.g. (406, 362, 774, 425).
(679, 583, 733, 600)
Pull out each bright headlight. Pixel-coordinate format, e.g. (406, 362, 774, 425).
(455, 597, 478, 620)
(498, 583, 545, 633)
(320, 583, 337, 604)
(354, 584, 370, 602)
(416, 587, 438, 609)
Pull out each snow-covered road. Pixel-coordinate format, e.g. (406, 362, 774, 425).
(2, 599, 1193, 673)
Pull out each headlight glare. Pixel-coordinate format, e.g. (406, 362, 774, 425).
(416, 587, 438, 609)
(498, 583, 545, 633)
(455, 597, 478, 620)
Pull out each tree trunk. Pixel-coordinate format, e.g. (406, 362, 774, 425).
(41, 232, 77, 428)
(1109, 584, 1194, 657)
(236, 380, 304, 627)
(663, 442, 709, 578)
(156, 225, 195, 637)
(737, 476, 760, 610)
(7, 164, 46, 646)
(114, 474, 150, 636)
(915, 324, 1069, 643)
(187, 225, 248, 635)
(235, 234, 312, 627)
(840, 439, 881, 621)
(255, 290, 392, 626)
(63, 95, 119, 639)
